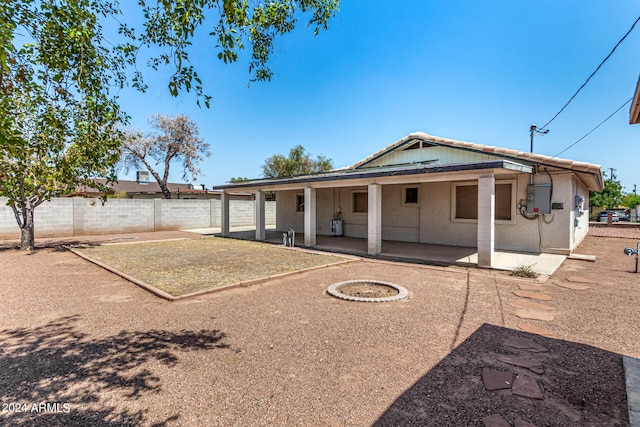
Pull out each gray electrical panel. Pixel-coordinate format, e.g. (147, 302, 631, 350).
(526, 184, 551, 215)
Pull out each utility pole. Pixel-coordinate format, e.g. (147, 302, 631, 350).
(529, 124, 549, 153)
(608, 168, 616, 182)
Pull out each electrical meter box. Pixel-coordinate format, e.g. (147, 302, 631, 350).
(526, 184, 551, 215)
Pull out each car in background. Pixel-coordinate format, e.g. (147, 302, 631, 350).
(598, 210, 620, 222)
(615, 211, 630, 221)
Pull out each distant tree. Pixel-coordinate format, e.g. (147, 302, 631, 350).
(589, 173, 623, 209)
(119, 114, 211, 199)
(622, 193, 640, 208)
(262, 145, 333, 178)
(229, 177, 249, 183)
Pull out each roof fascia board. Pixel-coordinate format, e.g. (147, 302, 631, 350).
(213, 160, 532, 192)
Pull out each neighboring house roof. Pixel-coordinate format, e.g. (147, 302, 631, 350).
(68, 179, 202, 196)
(631, 75, 640, 124)
(107, 180, 193, 194)
(213, 133, 604, 192)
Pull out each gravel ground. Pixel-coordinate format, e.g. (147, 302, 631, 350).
(0, 231, 639, 426)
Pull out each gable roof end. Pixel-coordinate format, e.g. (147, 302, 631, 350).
(350, 132, 602, 175)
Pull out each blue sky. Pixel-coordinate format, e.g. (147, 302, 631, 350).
(116, 1, 640, 193)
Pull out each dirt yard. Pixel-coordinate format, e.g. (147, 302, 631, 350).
(0, 230, 639, 426)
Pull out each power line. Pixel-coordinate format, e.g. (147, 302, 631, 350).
(540, 15, 640, 130)
(552, 97, 632, 158)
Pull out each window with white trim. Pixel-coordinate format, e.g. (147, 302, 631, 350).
(404, 186, 419, 204)
(296, 194, 304, 212)
(452, 180, 515, 222)
(353, 192, 368, 213)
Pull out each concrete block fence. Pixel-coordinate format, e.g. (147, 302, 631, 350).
(0, 197, 276, 240)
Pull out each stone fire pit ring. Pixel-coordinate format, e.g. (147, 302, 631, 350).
(326, 280, 408, 303)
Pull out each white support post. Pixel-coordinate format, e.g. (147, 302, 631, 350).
(477, 174, 495, 268)
(304, 187, 316, 247)
(255, 190, 266, 241)
(221, 191, 230, 237)
(368, 184, 382, 255)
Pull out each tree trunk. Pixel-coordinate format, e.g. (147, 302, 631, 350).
(20, 207, 35, 250)
(159, 183, 172, 199)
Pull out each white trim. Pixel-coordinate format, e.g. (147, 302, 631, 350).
(450, 179, 517, 225)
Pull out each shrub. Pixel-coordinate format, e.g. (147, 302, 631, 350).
(510, 264, 537, 278)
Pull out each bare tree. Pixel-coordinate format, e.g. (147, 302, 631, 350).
(120, 114, 211, 199)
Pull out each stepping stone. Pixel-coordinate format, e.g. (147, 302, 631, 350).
(497, 355, 544, 374)
(553, 281, 591, 291)
(514, 418, 539, 427)
(535, 274, 549, 283)
(504, 336, 548, 352)
(512, 290, 553, 301)
(482, 368, 514, 390)
(482, 414, 510, 427)
(518, 323, 558, 338)
(565, 275, 597, 284)
(518, 284, 546, 291)
(510, 309, 555, 322)
(512, 374, 544, 399)
(567, 253, 596, 262)
(512, 299, 555, 312)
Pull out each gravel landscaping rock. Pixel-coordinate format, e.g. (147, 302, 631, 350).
(0, 232, 638, 426)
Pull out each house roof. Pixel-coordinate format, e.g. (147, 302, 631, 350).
(631, 75, 640, 124)
(350, 132, 603, 175)
(213, 133, 604, 192)
(214, 159, 532, 191)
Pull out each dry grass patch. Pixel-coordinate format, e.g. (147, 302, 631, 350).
(75, 237, 348, 296)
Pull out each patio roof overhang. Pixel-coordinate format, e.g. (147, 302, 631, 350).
(213, 160, 533, 193)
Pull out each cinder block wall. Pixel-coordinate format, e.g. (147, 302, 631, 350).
(154, 199, 212, 231)
(0, 197, 276, 239)
(73, 198, 155, 236)
(0, 198, 75, 239)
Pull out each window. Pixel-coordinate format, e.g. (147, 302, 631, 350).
(353, 192, 368, 213)
(452, 181, 514, 222)
(455, 185, 477, 219)
(404, 187, 419, 204)
(296, 194, 304, 212)
(495, 183, 512, 220)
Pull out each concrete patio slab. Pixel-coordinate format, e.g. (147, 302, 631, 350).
(201, 228, 567, 275)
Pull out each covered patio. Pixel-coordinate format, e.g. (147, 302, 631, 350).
(193, 227, 566, 275)
(211, 133, 602, 275)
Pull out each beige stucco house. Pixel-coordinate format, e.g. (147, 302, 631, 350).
(213, 133, 603, 268)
